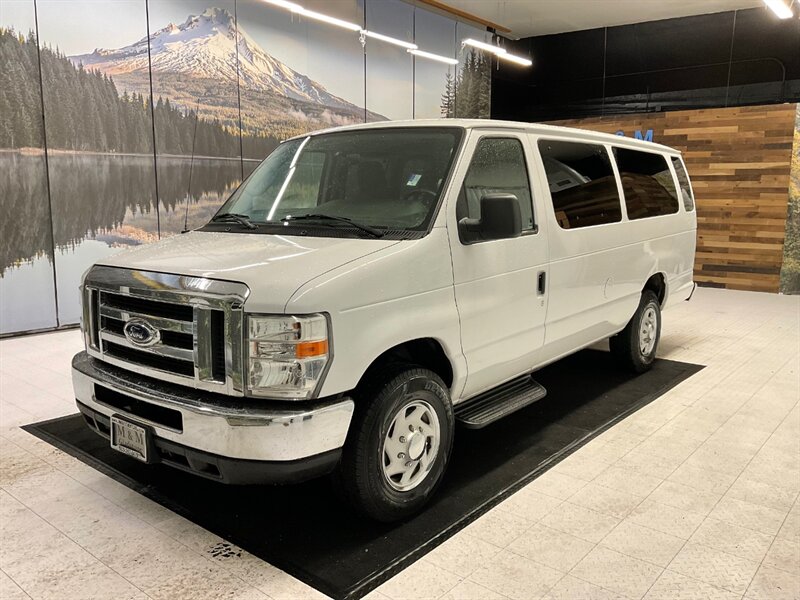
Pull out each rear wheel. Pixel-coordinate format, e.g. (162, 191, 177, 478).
(333, 366, 454, 522)
(610, 289, 661, 373)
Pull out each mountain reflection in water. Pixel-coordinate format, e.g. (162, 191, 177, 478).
(0, 152, 244, 330)
(0, 152, 244, 274)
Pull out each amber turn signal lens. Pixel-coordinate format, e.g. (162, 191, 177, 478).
(295, 339, 328, 358)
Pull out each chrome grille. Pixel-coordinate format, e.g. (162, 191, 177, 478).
(99, 291, 196, 377)
(82, 266, 250, 396)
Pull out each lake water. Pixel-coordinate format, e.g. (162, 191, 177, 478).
(0, 153, 247, 334)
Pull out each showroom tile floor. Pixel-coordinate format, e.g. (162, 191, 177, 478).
(1, 286, 798, 600)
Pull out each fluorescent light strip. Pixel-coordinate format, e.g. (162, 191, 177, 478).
(362, 30, 417, 50)
(263, 0, 302, 12)
(463, 37, 506, 56)
(260, 0, 473, 68)
(299, 8, 361, 31)
(407, 48, 458, 65)
(462, 37, 532, 67)
(763, 0, 793, 18)
(501, 54, 533, 67)
(263, 0, 361, 31)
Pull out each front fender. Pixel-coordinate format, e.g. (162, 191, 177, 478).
(285, 229, 466, 398)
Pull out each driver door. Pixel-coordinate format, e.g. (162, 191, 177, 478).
(448, 131, 549, 400)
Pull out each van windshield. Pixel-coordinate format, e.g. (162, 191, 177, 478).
(209, 127, 463, 237)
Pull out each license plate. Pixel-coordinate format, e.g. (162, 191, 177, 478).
(110, 416, 148, 462)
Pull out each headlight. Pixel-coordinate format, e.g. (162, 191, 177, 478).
(246, 314, 330, 399)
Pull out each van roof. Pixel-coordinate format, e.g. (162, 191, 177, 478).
(288, 118, 681, 155)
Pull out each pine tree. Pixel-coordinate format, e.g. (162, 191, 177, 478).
(476, 52, 491, 118)
(441, 71, 455, 118)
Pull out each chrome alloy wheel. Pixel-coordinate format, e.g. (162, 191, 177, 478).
(639, 305, 658, 356)
(381, 400, 441, 492)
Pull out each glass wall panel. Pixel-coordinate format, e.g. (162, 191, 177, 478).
(365, 0, 413, 121)
(413, 7, 455, 119)
(0, 0, 58, 334)
(454, 22, 491, 118)
(37, 0, 158, 325)
(146, 1, 243, 234)
(237, 0, 366, 178)
(305, 0, 365, 126)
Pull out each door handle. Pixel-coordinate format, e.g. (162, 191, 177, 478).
(537, 271, 546, 295)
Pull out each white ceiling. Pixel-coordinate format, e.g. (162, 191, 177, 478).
(443, 0, 766, 38)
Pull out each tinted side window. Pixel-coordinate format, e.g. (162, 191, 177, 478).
(671, 157, 695, 211)
(457, 137, 534, 235)
(538, 140, 622, 229)
(615, 148, 679, 220)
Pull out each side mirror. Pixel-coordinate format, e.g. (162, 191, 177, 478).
(459, 193, 522, 240)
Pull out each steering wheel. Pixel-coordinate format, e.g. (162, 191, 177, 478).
(403, 189, 438, 205)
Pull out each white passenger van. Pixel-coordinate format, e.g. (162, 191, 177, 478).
(73, 120, 696, 521)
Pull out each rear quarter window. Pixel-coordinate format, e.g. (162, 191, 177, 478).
(671, 156, 695, 212)
(538, 139, 622, 229)
(614, 148, 680, 220)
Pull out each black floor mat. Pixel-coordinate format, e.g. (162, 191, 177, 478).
(24, 350, 701, 600)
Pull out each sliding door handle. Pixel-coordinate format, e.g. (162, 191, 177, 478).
(537, 271, 546, 295)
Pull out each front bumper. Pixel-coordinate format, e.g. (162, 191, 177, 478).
(71, 352, 354, 483)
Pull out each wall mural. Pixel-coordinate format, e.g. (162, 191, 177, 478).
(452, 22, 491, 119)
(0, 0, 492, 335)
(365, 0, 413, 121)
(779, 104, 800, 294)
(0, 2, 57, 334)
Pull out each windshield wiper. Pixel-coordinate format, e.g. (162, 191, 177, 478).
(281, 214, 384, 238)
(210, 213, 257, 230)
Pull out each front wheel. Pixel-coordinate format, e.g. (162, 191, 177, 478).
(333, 367, 454, 522)
(610, 289, 661, 373)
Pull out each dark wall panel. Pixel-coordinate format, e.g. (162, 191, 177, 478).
(529, 28, 604, 83)
(605, 12, 736, 76)
(493, 6, 800, 122)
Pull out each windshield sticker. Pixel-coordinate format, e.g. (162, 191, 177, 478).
(406, 173, 422, 186)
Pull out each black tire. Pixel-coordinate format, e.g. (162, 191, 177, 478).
(332, 366, 454, 522)
(610, 289, 661, 374)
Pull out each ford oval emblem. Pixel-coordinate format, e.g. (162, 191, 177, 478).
(123, 318, 161, 347)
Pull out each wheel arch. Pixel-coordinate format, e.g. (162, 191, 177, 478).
(356, 338, 455, 392)
(644, 272, 667, 306)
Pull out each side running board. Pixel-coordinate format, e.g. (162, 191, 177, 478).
(455, 375, 547, 429)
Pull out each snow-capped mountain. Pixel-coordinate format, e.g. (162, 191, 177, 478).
(69, 7, 357, 111)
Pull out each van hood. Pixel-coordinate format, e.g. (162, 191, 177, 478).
(97, 231, 401, 312)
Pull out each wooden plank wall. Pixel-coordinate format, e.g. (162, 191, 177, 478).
(549, 104, 797, 292)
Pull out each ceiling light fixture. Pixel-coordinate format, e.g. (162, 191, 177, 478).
(501, 54, 533, 67)
(263, 0, 302, 12)
(407, 49, 459, 65)
(299, 8, 362, 31)
(463, 38, 507, 56)
(362, 30, 417, 50)
(462, 38, 532, 68)
(260, 0, 469, 67)
(763, 0, 794, 18)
